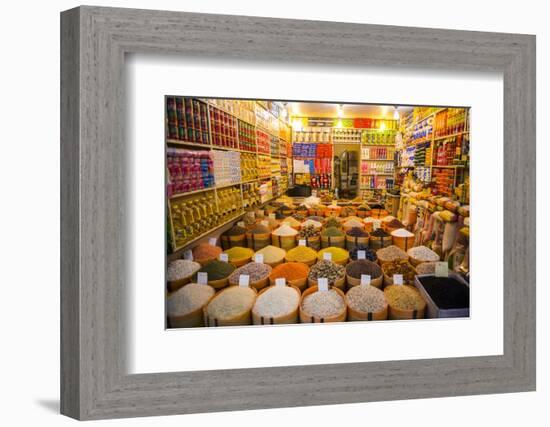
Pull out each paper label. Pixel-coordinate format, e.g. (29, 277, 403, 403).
(239, 274, 250, 287)
(197, 272, 208, 285)
(269, 213, 276, 220)
(183, 250, 193, 261)
(323, 252, 332, 261)
(250, 212, 255, 219)
(373, 220, 381, 230)
(357, 250, 366, 260)
(435, 261, 449, 277)
(219, 253, 229, 262)
(254, 254, 264, 264)
(208, 237, 217, 246)
(261, 220, 269, 227)
(298, 239, 306, 246)
(237, 221, 245, 228)
(312, 190, 317, 197)
(360, 274, 371, 287)
(275, 278, 286, 287)
(393, 274, 404, 286)
(318, 278, 329, 292)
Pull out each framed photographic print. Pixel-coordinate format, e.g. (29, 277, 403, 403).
(61, 6, 536, 420)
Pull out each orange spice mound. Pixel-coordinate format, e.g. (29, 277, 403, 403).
(269, 262, 310, 282)
(193, 243, 222, 260)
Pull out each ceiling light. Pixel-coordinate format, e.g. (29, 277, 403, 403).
(337, 104, 344, 118)
(393, 107, 400, 120)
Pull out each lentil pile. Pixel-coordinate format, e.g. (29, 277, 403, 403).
(324, 218, 341, 229)
(272, 223, 298, 236)
(382, 260, 417, 283)
(317, 247, 349, 263)
(377, 245, 409, 263)
(418, 276, 470, 309)
(346, 260, 382, 280)
(408, 246, 440, 262)
(269, 262, 309, 282)
(298, 225, 320, 239)
(349, 245, 377, 262)
(285, 245, 317, 263)
(195, 260, 235, 281)
(302, 289, 345, 318)
(167, 259, 201, 282)
(346, 227, 368, 237)
(192, 243, 222, 261)
(228, 262, 272, 285)
(254, 286, 300, 318)
(167, 283, 215, 317)
(254, 245, 286, 264)
(223, 246, 254, 261)
(384, 285, 425, 311)
(205, 286, 256, 320)
(308, 260, 345, 284)
(346, 285, 387, 313)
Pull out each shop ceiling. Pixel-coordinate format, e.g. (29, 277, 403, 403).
(285, 102, 413, 119)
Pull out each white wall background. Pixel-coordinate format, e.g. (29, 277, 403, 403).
(0, 0, 546, 425)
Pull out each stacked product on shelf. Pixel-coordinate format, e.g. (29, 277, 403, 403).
(209, 104, 238, 149)
(333, 128, 361, 144)
(166, 96, 210, 144)
(256, 129, 270, 154)
(238, 120, 256, 152)
(212, 150, 241, 187)
(167, 148, 215, 196)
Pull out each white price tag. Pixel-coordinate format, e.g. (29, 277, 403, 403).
(254, 254, 264, 264)
(298, 239, 306, 246)
(393, 274, 404, 286)
(357, 250, 366, 260)
(275, 278, 286, 287)
(261, 220, 269, 227)
(208, 237, 217, 246)
(360, 274, 371, 287)
(237, 221, 245, 228)
(318, 278, 329, 292)
(435, 261, 449, 277)
(323, 252, 332, 261)
(219, 253, 229, 262)
(183, 250, 193, 261)
(312, 190, 317, 197)
(373, 220, 381, 230)
(331, 201, 337, 207)
(197, 272, 208, 285)
(250, 212, 255, 219)
(269, 213, 276, 220)
(239, 274, 250, 287)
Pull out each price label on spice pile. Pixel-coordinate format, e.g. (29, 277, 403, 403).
(373, 220, 381, 230)
(239, 274, 250, 287)
(208, 237, 217, 246)
(183, 250, 193, 261)
(219, 253, 229, 262)
(261, 220, 269, 227)
(237, 221, 245, 228)
(435, 261, 449, 277)
(393, 274, 404, 286)
(269, 213, 276, 220)
(254, 254, 264, 264)
(323, 252, 332, 261)
(298, 239, 306, 246)
(318, 278, 329, 292)
(275, 278, 286, 287)
(360, 274, 371, 287)
(250, 212, 255, 219)
(357, 250, 366, 260)
(197, 272, 208, 285)
(312, 190, 317, 197)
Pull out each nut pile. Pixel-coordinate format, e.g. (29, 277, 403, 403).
(382, 260, 417, 283)
(346, 285, 387, 313)
(298, 225, 320, 239)
(228, 262, 272, 284)
(308, 260, 345, 284)
(302, 289, 345, 318)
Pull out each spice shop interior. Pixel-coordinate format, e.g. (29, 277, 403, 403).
(166, 98, 470, 328)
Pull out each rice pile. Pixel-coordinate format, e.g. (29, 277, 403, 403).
(205, 286, 256, 320)
(346, 285, 387, 313)
(167, 283, 215, 317)
(253, 286, 300, 318)
(302, 289, 345, 318)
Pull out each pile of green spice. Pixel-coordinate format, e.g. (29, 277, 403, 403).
(324, 217, 341, 229)
(194, 260, 235, 281)
(321, 227, 344, 237)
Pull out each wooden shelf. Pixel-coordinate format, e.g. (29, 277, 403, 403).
(166, 139, 211, 148)
(433, 131, 469, 141)
(431, 164, 466, 168)
(362, 158, 394, 161)
(361, 143, 395, 147)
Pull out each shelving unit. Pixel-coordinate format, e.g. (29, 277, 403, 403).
(166, 97, 291, 254)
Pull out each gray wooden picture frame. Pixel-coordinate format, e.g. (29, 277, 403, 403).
(60, 5, 536, 421)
